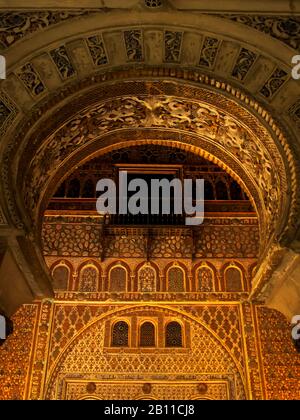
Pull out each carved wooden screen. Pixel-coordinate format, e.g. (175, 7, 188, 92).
(52, 266, 69, 290)
(79, 266, 98, 292)
(197, 267, 214, 292)
(140, 322, 155, 347)
(111, 321, 129, 347)
(168, 267, 184, 292)
(138, 266, 156, 292)
(225, 267, 243, 292)
(110, 267, 126, 292)
(165, 321, 182, 347)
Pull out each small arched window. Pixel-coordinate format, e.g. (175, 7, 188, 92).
(52, 265, 69, 290)
(66, 178, 80, 198)
(230, 180, 243, 200)
(215, 180, 228, 200)
(110, 266, 127, 292)
(53, 181, 66, 198)
(138, 266, 156, 292)
(165, 321, 183, 347)
(111, 321, 129, 347)
(140, 322, 156, 347)
(225, 267, 243, 292)
(82, 179, 95, 198)
(204, 180, 215, 200)
(197, 266, 214, 292)
(168, 267, 185, 292)
(79, 266, 98, 292)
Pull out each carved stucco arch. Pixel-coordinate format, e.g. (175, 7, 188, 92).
(0, 10, 299, 316)
(1, 72, 297, 308)
(44, 304, 248, 400)
(8, 76, 294, 238)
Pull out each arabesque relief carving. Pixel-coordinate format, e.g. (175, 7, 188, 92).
(27, 95, 281, 235)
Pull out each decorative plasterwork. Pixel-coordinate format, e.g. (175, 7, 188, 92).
(27, 93, 278, 220)
(43, 305, 248, 400)
(222, 15, 300, 50)
(1, 12, 299, 52)
(1, 68, 297, 252)
(0, 10, 95, 50)
(18, 81, 289, 245)
(0, 91, 18, 137)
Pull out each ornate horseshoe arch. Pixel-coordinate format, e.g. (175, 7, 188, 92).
(0, 11, 299, 316)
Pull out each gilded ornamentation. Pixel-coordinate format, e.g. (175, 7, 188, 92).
(42, 217, 259, 260)
(43, 306, 247, 400)
(256, 306, 300, 400)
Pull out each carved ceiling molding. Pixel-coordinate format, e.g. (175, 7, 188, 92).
(0, 11, 299, 52)
(0, 10, 97, 50)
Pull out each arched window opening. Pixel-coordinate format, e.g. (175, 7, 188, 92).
(230, 180, 243, 200)
(140, 322, 156, 347)
(225, 267, 243, 292)
(165, 321, 183, 347)
(110, 266, 127, 292)
(168, 267, 185, 292)
(67, 178, 80, 198)
(52, 265, 69, 290)
(82, 179, 95, 198)
(111, 321, 129, 347)
(215, 180, 228, 200)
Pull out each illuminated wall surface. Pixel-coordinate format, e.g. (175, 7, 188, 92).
(0, 0, 300, 400)
(0, 302, 299, 400)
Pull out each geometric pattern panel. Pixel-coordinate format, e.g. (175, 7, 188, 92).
(63, 379, 230, 400)
(79, 266, 98, 292)
(256, 306, 300, 400)
(43, 306, 247, 400)
(197, 267, 215, 292)
(0, 304, 38, 400)
(138, 266, 156, 292)
(168, 268, 184, 292)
